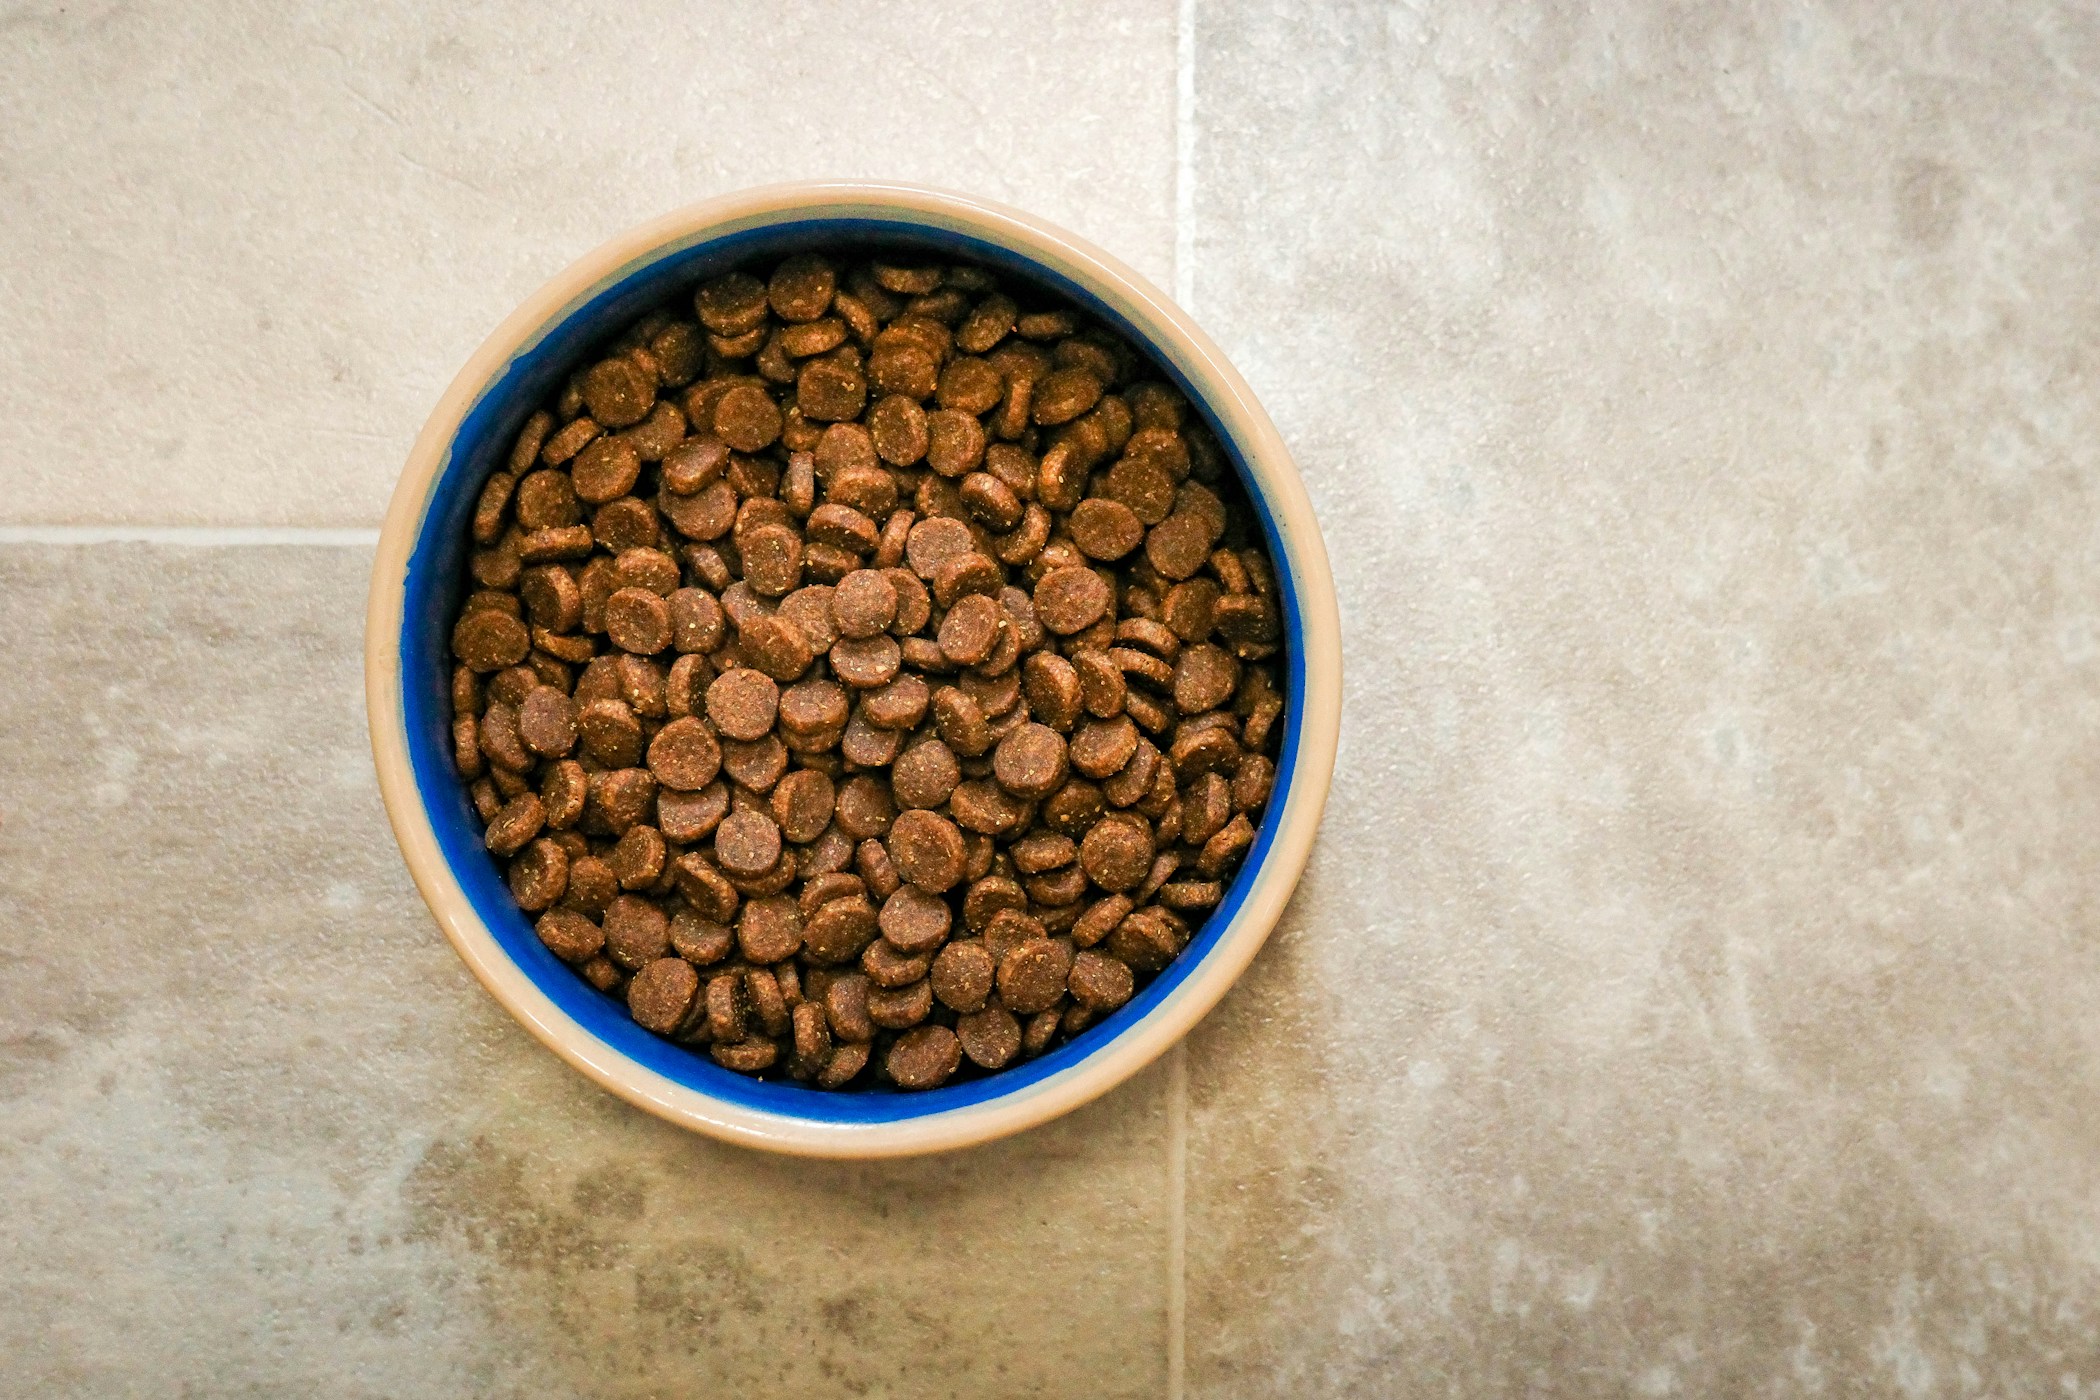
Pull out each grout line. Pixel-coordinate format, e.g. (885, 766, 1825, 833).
(1167, 1041, 1190, 1400)
(1174, 0, 1198, 312)
(1170, 7, 1196, 1397)
(0, 526, 381, 547)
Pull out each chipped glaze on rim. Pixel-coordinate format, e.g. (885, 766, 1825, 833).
(365, 182, 1340, 1157)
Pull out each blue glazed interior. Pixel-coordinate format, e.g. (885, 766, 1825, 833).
(400, 215, 1307, 1124)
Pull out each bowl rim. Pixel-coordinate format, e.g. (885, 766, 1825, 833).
(365, 180, 1341, 1157)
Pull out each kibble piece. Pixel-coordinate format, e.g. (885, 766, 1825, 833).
(992, 723, 1068, 799)
(1068, 715, 1140, 780)
(696, 272, 769, 333)
(639, 715, 715, 792)
(715, 810, 783, 878)
(886, 808, 967, 892)
(890, 739, 962, 811)
(1067, 949, 1135, 1011)
(1174, 644, 1240, 715)
(771, 769, 836, 844)
(886, 1025, 961, 1090)
(1069, 498, 1145, 561)
(485, 792, 545, 856)
(581, 357, 655, 428)
(741, 523, 804, 597)
(877, 884, 953, 954)
(706, 667, 779, 742)
(930, 940, 995, 1013)
(535, 908, 604, 964)
(804, 895, 879, 964)
(937, 593, 1003, 666)
(576, 698, 643, 769)
(1032, 566, 1112, 635)
(669, 911, 734, 965)
(541, 760, 588, 829)
(769, 253, 836, 323)
(452, 609, 531, 672)
(957, 1005, 1021, 1069)
(628, 957, 699, 1033)
(508, 837, 569, 911)
(572, 436, 641, 504)
(861, 937, 932, 988)
(867, 978, 933, 1030)
(835, 776, 897, 840)
(605, 587, 671, 655)
(997, 938, 1074, 1015)
(1080, 812, 1155, 892)
(517, 686, 577, 758)
(602, 893, 671, 970)
(1033, 368, 1103, 425)
(736, 894, 804, 965)
(723, 734, 790, 793)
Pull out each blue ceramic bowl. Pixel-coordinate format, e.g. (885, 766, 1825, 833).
(366, 183, 1341, 1156)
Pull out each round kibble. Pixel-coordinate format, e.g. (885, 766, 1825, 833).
(518, 686, 577, 758)
(936, 593, 1003, 666)
(571, 436, 641, 504)
(577, 699, 644, 768)
(769, 253, 836, 323)
(957, 1006, 1021, 1069)
(1032, 567, 1111, 635)
(930, 940, 995, 1012)
(714, 383, 782, 452)
(605, 587, 671, 654)
(1080, 813, 1155, 892)
(996, 938, 1073, 1015)
(832, 569, 899, 640)
(452, 609, 530, 672)
(804, 896, 879, 964)
(707, 668, 779, 741)
(1067, 949, 1134, 1011)
(771, 769, 836, 844)
(890, 739, 961, 810)
(1069, 498, 1145, 560)
(878, 884, 952, 954)
(628, 957, 699, 1034)
(737, 895, 803, 964)
(830, 634, 902, 689)
(603, 894, 670, 970)
(1175, 643, 1240, 715)
(741, 524, 804, 597)
(739, 612, 816, 680)
(886, 1025, 961, 1090)
(715, 810, 783, 878)
(992, 723, 1068, 799)
(886, 809, 966, 892)
(646, 715, 721, 791)
(581, 357, 654, 428)
(535, 908, 603, 963)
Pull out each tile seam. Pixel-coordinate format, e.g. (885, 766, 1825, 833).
(0, 526, 381, 546)
(1169, 1, 1196, 1396)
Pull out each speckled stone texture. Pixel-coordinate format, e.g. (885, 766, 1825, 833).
(0, 0, 1176, 527)
(0, 548, 1170, 1397)
(1185, 2, 2100, 1395)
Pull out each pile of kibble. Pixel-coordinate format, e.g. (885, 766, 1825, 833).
(448, 251, 1284, 1091)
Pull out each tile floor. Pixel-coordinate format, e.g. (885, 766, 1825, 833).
(4, 2, 2099, 1395)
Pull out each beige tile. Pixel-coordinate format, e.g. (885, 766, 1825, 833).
(1185, 2, 2100, 1393)
(0, 545, 1169, 1398)
(0, 0, 1176, 528)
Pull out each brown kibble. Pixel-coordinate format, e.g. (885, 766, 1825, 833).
(769, 253, 837, 322)
(451, 609, 530, 672)
(877, 884, 952, 954)
(867, 978, 933, 1030)
(1068, 948, 1136, 1011)
(604, 587, 671, 654)
(832, 569, 899, 640)
(771, 769, 836, 844)
(577, 698, 644, 768)
(736, 894, 803, 964)
(1080, 812, 1155, 892)
(453, 251, 1283, 1082)
(804, 896, 879, 964)
(1069, 498, 1145, 561)
(886, 808, 967, 892)
(996, 938, 1073, 1015)
(535, 908, 603, 964)
(1032, 566, 1112, 635)
(628, 957, 699, 1034)
(957, 1005, 1021, 1069)
(936, 593, 1003, 666)
(517, 686, 577, 758)
(581, 357, 654, 428)
(930, 940, 995, 1013)
(992, 723, 1068, 799)
(706, 667, 780, 742)
(602, 893, 670, 970)
(715, 809, 783, 878)
(886, 1025, 961, 1090)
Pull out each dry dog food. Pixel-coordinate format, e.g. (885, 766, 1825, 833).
(449, 249, 1286, 1091)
